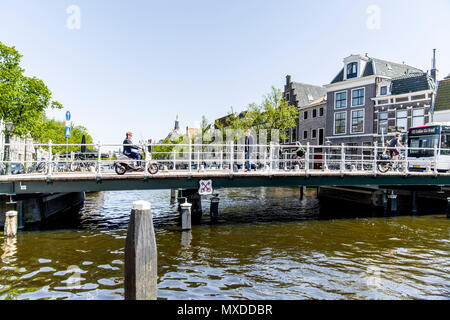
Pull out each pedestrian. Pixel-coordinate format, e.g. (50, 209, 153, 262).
(244, 129, 255, 171)
(147, 139, 153, 160)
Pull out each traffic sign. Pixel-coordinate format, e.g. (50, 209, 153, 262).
(199, 180, 213, 195)
(65, 126, 71, 138)
(66, 111, 71, 121)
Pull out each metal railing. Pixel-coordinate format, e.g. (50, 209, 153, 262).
(0, 141, 449, 177)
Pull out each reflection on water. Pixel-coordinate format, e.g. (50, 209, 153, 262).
(0, 188, 449, 300)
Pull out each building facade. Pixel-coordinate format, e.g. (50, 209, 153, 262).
(432, 74, 450, 123)
(284, 75, 326, 149)
(324, 54, 430, 152)
(298, 95, 327, 146)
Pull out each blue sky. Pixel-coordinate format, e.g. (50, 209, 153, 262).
(1, 0, 449, 144)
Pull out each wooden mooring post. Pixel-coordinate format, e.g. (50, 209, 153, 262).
(4, 211, 18, 238)
(181, 202, 192, 230)
(124, 200, 157, 300)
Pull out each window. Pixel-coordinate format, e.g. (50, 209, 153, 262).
(351, 109, 364, 133)
(352, 88, 365, 107)
(378, 112, 388, 134)
(313, 109, 317, 118)
(335, 91, 347, 109)
(304, 111, 308, 120)
(303, 130, 308, 140)
(412, 108, 424, 127)
(380, 86, 387, 96)
(285, 93, 290, 101)
(291, 127, 297, 142)
(363, 141, 372, 158)
(334, 111, 346, 135)
(347, 62, 358, 79)
(346, 143, 358, 155)
(396, 110, 408, 132)
(312, 129, 317, 139)
(319, 107, 324, 116)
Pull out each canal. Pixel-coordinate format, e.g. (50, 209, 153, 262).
(0, 187, 449, 300)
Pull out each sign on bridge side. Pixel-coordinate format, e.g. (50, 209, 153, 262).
(199, 180, 213, 195)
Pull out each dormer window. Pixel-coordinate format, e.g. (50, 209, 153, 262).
(347, 62, 358, 79)
(380, 86, 387, 96)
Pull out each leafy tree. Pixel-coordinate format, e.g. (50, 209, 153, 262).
(0, 41, 63, 139)
(38, 119, 94, 154)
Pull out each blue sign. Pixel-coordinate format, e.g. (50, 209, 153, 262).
(65, 126, 71, 138)
(66, 111, 71, 121)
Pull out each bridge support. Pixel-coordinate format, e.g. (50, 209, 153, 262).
(170, 189, 177, 204)
(181, 202, 192, 230)
(411, 191, 418, 215)
(446, 197, 450, 218)
(300, 187, 306, 200)
(210, 194, 220, 220)
(387, 192, 398, 213)
(124, 200, 157, 300)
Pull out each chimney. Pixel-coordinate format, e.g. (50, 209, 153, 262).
(431, 49, 438, 83)
(286, 75, 291, 85)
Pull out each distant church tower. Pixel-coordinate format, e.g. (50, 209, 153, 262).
(168, 114, 182, 142)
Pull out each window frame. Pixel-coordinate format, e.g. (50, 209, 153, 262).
(351, 87, 365, 107)
(396, 110, 408, 132)
(334, 111, 347, 135)
(351, 108, 365, 134)
(346, 62, 358, 79)
(334, 91, 347, 109)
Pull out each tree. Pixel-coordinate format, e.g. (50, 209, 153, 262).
(0, 41, 62, 139)
(38, 119, 94, 154)
(246, 86, 298, 140)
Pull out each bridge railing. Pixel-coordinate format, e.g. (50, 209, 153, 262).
(0, 141, 450, 176)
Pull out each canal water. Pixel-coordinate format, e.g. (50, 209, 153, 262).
(0, 188, 449, 300)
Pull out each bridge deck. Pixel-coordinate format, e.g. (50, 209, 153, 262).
(1, 169, 450, 195)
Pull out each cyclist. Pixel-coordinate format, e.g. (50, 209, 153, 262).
(293, 141, 306, 168)
(123, 131, 143, 167)
(387, 132, 403, 161)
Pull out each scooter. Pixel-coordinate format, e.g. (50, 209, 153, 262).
(114, 154, 159, 175)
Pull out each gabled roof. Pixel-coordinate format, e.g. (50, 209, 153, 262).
(290, 82, 326, 108)
(330, 55, 423, 84)
(390, 72, 435, 95)
(434, 78, 450, 112)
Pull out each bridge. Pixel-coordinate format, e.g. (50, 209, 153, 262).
(1, 142, 449, 195)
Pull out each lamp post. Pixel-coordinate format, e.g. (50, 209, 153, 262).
(4, 121, 14, 175)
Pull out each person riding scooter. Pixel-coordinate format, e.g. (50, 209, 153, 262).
(123, 131, 143, 169)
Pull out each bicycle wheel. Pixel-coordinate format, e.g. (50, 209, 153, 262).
(148, 163, 159, 175)
(377, 161, 390, 173)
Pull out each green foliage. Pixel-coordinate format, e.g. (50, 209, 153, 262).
(216, 87, 298, 140)
(0, 41, 63, 139)
(38, 118, 94, 154)
(152, 136, 184, 159)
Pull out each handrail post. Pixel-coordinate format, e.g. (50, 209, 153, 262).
(48, 140, 53, 176)
(97, 141, 102, 176)
(230, 142, 234, 172)
(173, 149, 176, 171)
(144, 142, 149, 177)
(373, 142, 378, 176)
(189, 140, 192, 173)
(269, 141, 273, 174)
(404, 145, 409, 174)
(305, 142, 310, 175)
(434, 145, 438, 174)
(340, 143, 345, 175)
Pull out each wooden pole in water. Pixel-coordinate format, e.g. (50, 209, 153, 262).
(124, 200, 157, 300)
(4, 211, 18, 238)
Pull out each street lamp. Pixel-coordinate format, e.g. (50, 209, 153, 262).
(4, 121, 15, 175)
